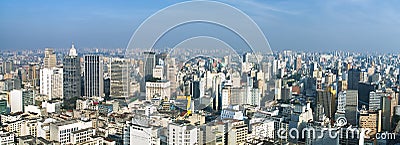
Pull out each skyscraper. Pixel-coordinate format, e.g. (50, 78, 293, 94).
(63, 43, 81, 109)
(347, 69, 360, 90)
(110, 58, 129, 98)
(84, 55, 104, 98)
(44, 48, 56, 68)
(295, 55, 302, 71)
(143, 52, 155, 81)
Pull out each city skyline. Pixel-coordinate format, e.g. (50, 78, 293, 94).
(1, 0, 400, 53)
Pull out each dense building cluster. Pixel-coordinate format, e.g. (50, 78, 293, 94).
(0, 45, 399, 145)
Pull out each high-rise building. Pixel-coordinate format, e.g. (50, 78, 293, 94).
(152, 65, 164, 79)
(337, 91, 346, 113)
(49, 120, 92, 144)
(110, 58, 129, 98)
(168, 121, 198, 145)
(145, 80, 170, 101)
(84, 55, 104, 97)
(369, 91, 383, 111)
(44, 48, 56, 69)
(63, 43, 81, 109)
(40, 67, 63, 100)
(358, 82, 375, 110)
(51, 68, 63, 99)
(40, 68, 53, 100)
(143, 52, 156, 81)
(3, 61, 13, 74)
(225, 120, 248, 145)
(295, 55, 302, 71)
(345, 90, 358, 126)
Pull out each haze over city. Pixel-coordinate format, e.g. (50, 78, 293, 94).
(1, 0, 400, 53)
(0, 1, 400, 145)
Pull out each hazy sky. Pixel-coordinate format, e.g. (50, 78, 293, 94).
(1, 0, 400, 53)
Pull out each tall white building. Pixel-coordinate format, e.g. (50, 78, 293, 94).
(337, 91, 346, 113)
(9, 90, 23, 113)
(168, 122, 198, 145)
(40, 67, 63, 100)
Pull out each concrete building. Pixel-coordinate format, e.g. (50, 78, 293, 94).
(22, 90, 35, 107)
(51, 67, 63, 99)
(225, 120, 248, 145)
(63, 43, 81, 109)
(152, 65, 164, 80)
(317, 89, 335, 119)
(337, 91, 346, 113)
(359, 107, 381, 138)
(10, 89, 23, 113)
(40, 68, 53, 100)
(168, 121, 198, 145)
(305, 123, 339, 145)
(110, 58, 129, 98)
(44, 48, 56, 69)
(128, 123, 161, 145)
(70, 127, 95, 144)
(274, 79, 282, 101)
(144, 51, 156, 81)
(145, 80, 170, 101)
(40, 67, 63, 100)
(49, 120, 92, 145)
(345, 90, 358, 126)
(369, 90, 383, 111)
(0, 131, 14, 144)
(199, 122, 225, 145)
(249, 119, 275, 142)
(84, 55, 104, 98)
(221, 107, 244, 120)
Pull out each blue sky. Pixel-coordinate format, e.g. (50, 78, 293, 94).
(0, 0, 400, 53)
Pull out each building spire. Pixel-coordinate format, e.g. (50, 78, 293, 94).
(69, 42, 78, 57)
